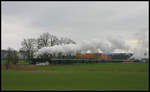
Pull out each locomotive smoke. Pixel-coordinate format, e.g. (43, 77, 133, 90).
(35, 37, 130, 57)
(130, 30, 149, 60)
(35, 30, 149, 60)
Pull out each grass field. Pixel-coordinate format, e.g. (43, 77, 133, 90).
(1, 62, 149, 91)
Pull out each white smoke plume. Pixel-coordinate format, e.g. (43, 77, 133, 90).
(130, 29, 149, 60)
(108, 36, 130, 52)
(34, 44, 81, 57)
(35, 37, 131, 58)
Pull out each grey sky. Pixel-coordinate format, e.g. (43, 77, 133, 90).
(2, 1, 149, 51)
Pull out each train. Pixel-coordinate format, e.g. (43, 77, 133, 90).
(31, 53, 148, 65)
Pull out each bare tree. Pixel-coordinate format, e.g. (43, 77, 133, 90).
(12, 50, 19, 64)
(58, 37, 76, 45)
(37, 32, 59, 49)
(19, 32, 77, 64)
(19, 50, 27, 61)
(37, 32, 50, 49)
(37, 32, 76, 49)
(50, 34, 59, 46)
(20, 38, 37, 63)
(5, 48, 13, 70)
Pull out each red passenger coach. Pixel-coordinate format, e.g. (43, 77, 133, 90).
(76, 53, 111, 60)
(76, 53, 101, 59)
(101, 54, 111, 60)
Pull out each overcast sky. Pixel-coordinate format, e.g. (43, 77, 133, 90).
(2, 1, 149, 51)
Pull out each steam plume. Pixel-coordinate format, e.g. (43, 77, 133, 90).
(130, 29, 149, 60)
(35, 37, 131, 57)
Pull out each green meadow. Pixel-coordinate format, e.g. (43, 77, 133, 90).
(1, 62, 149, 91)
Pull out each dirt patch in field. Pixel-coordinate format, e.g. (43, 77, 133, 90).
(1, 65, 148, 72)
(25, 70, 148, 73)
(1, 64, 36, 71)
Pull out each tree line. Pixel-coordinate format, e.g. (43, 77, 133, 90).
(4, 32, 76, 69)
